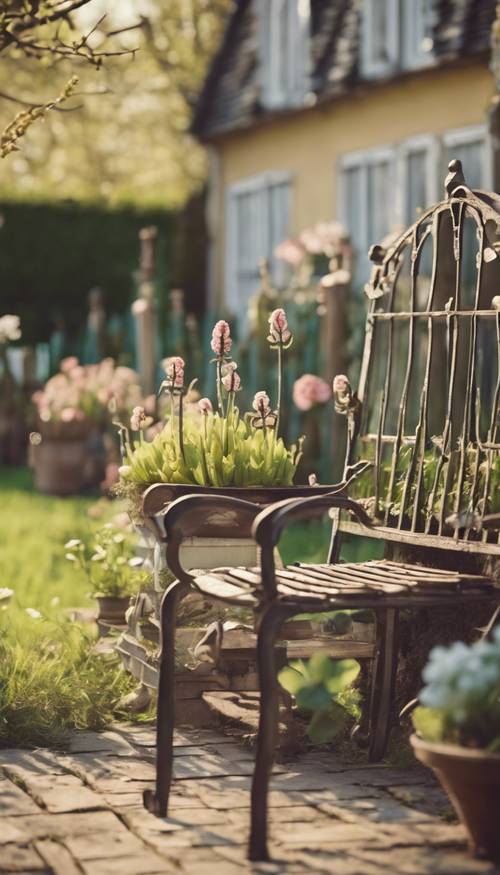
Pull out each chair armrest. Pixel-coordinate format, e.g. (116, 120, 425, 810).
(163, 493, 262, 582)
(252, 493, 373, 599)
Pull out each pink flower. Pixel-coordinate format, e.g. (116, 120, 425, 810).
(163, 356, 185, 388)
(130, 406, 147, 430)
(274, 238, 306, 268)
(333, 374, 350, 395)
(252, 391, 271, 414)
(60, 407, 84, 422)
(198, 397, 213, 415)
(210, 320, 232, 357)
(221, 363, 241, 392)
(60, 356, 78, 373)
(293, 374, 331, 411)
(268, 308, 292, 345)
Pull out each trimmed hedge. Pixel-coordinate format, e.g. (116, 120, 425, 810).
(0, 201, 174, 345)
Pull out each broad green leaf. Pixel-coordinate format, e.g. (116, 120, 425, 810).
(307, 701, 346, 743)
(296, 683, 332, 712)
(278, 666, 305, 696)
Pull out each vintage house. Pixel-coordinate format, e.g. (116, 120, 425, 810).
(192, 0, 497, 312)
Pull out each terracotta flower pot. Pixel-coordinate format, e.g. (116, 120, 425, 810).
(95, 595, 131, 625)
(411, 734, 500, 862)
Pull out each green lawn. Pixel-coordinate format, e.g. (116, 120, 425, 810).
(0, 468, 134, 748)
(0, 466, 96, 611)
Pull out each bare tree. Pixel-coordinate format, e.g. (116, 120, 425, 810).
(0, 0, 138, 156)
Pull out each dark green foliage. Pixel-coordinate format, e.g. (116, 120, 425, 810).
(0, 201, 173, 345)
(279, 654, 361, 744)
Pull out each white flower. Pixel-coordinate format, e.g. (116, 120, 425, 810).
(64, 539, 82, 550)
(0, 587, 14, 602)
(25, 608, 42, 619)
(0, 314, 21, 343)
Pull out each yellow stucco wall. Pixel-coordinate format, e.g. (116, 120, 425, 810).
(211, 61, 493, 306)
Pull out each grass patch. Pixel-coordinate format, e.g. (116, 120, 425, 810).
(0, 466, 96, 610)
(0, 608, 134, 748)
(0, 467, 135, 748)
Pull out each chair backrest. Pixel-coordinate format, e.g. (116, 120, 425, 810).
(341, 160, 500, 554)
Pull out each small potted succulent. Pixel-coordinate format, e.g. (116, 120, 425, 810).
(411, 628, 500, 862)
(31, 357, 143, 495)
(65, 523, 150, 624)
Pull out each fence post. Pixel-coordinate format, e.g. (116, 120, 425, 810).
(322, 256, 351, 479)
(132, 226, 158, 395)
(82, 286, 106, 364)
(490, 4, 500, 192)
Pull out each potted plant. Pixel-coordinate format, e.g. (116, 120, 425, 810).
(115, 309, 358, 572)
(411, 628, 500, 862)
(31, 357, 144, 495)
(65, 523, 150, 624)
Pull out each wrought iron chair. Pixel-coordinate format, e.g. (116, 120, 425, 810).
(144, 161, 500, 861)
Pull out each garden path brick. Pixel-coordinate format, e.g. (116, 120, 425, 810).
(0, 776, 42, 816)
(0, 844, 47, 872)
(68, 730, 136, 755)
(8, 772, 108, 813)
(2, 724, 500, 874)
(34, 840, 83, 875)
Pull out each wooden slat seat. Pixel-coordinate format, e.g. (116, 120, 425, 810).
(193, 559, 494, 607)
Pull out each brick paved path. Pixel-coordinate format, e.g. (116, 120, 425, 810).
(1, 723, 500, 874)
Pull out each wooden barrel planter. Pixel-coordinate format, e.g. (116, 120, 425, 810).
(32, 422, 106, 496)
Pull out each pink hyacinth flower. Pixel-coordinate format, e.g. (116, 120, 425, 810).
(333, 374, 350, 395)
(198, 397, 213, 415)
(222, 370, 241, 392)
(293, 374, 331, 411)
(252, 391, 271, 414)
(210, 320, 232, 357)
(130, 406, 145, 431)
(163, 356, 185, 387)
(268, 308, 292, 345)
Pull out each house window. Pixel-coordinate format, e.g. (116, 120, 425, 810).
(226, 173, 291, 312)
(361, 0, 399, 77)
(339, 128, 490, 290)
(340, 148, 396, 286)
(261, 0, 310, 109)
(401, 0, 434, 70)
(443, 125, 491, 190)
(362, 0, 433, 78)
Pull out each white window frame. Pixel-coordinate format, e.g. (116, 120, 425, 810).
(338, 145, 397, 254)
(361, 0, 399, 79)
(260, 0, 311, 109)
(397, 134, 440, 224)
(225, 171, 292, 313)
(442, 125, 492, 190)
(338, 129, 492, 292)
(401, 0, 435, 71)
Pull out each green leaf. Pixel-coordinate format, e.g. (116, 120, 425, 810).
(324, 659, 360, 694)
(412, 706, 446, 743)
(278, 666, 305, 696)
(296, 683, 332, 712)
(307, 701, 347, 743)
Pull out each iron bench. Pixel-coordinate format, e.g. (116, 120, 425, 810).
(144, 161, 500, 861)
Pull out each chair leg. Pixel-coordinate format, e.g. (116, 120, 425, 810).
(368, 607, 399, 762)
(249, 603, 293, 862)
(143, 578, 190, 817)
